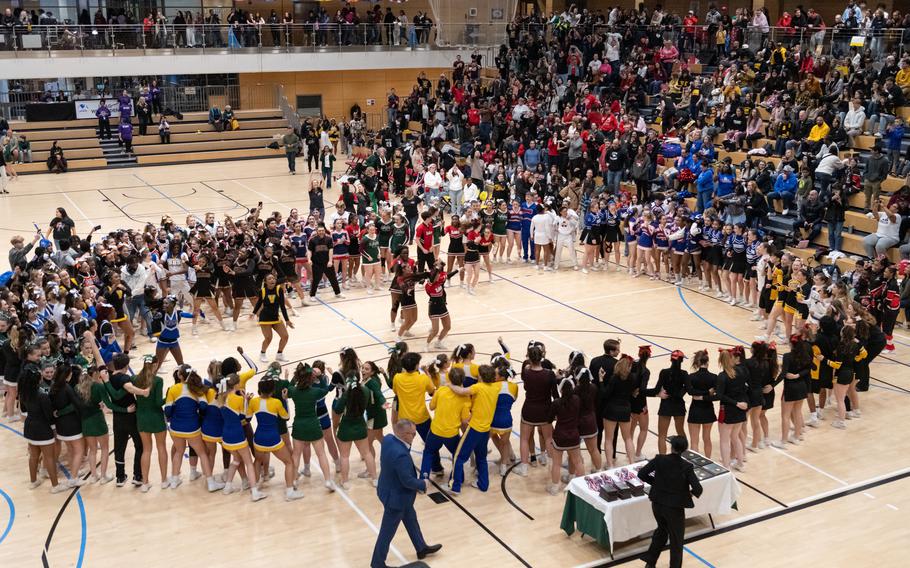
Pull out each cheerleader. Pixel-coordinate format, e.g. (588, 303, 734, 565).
(781, 263, 809, 341)
(332, 374, 378, 489)
(773, 335, 810, 447)
(330, 218, 351, 289)
(451, 343, 480, 387)
(744, 342, 776, 452)
(164, 366, 224, 492)
(127, 358, 167, 491)
(444, 217, 466, 286)
(492, 200, 510, 262)
(388, 213, 410, 265)
(285, 362, 335, 491)
(599, 355, 637, 468)
(479, 226, 495, 283)
(873, 264, 901, 352)
(854, 307, 887, 393)
(217, 374, 265, 501)
(650, 350, 688, 455)
(462, 219, 483, 295)
(652, 214, 671, 281)
(547, 377, 583, 495)
(392, 261, 422, 341)
(361, 361, 388, 456)
(392, 352, 439, 472)
(581, 201, 602, 273)
(420, 366, 470, 478)
(813, 316, 839, 422)
(74, 363, 124, 484)
(505, 200, 522, 263)
(516, 345, 555, 476)
(1, 318, 21, 420)
(758, 252, 792, 342)
(531, 203, 554, 271)
(685, 216, 704, 286)
(567, 351, 601, 472)
(832, 325, 865, 430)
(715, 347, 747, 471)
(602, 201, 622, 271)
(685, 350, 717, 458)
(251, 273, 294, 363)
(668, 217, 688, 285)
(49, 365, 86, 486)
(345, 215, 362, 287)
(388, 247, 414, 331)
(376, 208, 395, 281)
(700, 218, 724, 294)
(359, 223, 382, 293)
(213, 243, 235, 315)
(189, 250, 228, 333)
(634, 211, 656, 278)
(289, 221, 313, 303)
(629, 346, 652, 461)
(103, 271, 134, 352)
(227, 245, 259, 327)
(725, 224, 748, 306)
(251, 377, 303, 500)
(20, 352, 66, 493)
(446, 365, 501, 495)
(424, 260, 459, 350)
(153, 295, 184, 369)
(424, 354, 450, 388)
(277, 235, 308, 309)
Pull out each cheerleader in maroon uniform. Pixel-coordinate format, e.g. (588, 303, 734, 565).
(547, 377, 582, 495)
(388, 248, 415, 331)
(629, 345, 652, 461)
(444, 217, 466, 287)
(871, 263, 901, 351)
(424, 260, 459, 351)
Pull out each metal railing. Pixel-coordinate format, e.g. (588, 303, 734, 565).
(0, 22, 906, 59)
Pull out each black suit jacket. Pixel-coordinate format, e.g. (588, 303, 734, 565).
(637, 453, 703, 509)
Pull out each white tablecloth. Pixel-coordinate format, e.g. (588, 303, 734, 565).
(566, 457, 741, 551)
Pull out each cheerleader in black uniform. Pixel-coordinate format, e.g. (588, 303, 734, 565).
(725, 224, 748, 306)
(103, 271, 134, 353)
(278, 235, 308, 308)
(250, 273, 294, 363)
(393, 261, 423, 342)
(423, 260, 459, 351)
(832, 325, 865, 430)
(649, 350, 688, 455)
(744, 341, 776, 452)
(444, 217, 466, 287)
(548, 377, 582, 495)
(629, 346, 651, 461)
(256, 245, 279, 288)
(813, 316, 839, 422)
(388, 247, 414, 331)
(564, 351, 601, 471)
(213, 242, 234, 317)
(49, 364, 87, 487)
(602, 201, 622, 270)
(598, 355, 637, 468)
(463, 219, 482, 295)
(228, 245, 259, 327)
(685, 350, 717, 458)
(21, 350, 67, 493)
(190, 250, 228, 333)
(772, 335, 811, 448)
(715, 347, 748, 470)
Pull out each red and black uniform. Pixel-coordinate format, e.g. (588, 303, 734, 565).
(414, 221, 435, 272)
(425, 270, 459, 319)
(871, 276, 901, 351)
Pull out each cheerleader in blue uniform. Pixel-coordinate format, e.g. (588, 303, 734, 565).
(251, 377, 304, 500)
(744, 230, 761, 309)
(685, 216, 704, 286)
(669, 216, 689, 285)
(634, 211, 656, 278)
(153, 295, 184, 370)
(622, 207, 639, 275)
(701, 218, 725, 296)
(652, 215, 671, 281)
(725, 224, 748, 306)
(505, 200, 523, 263)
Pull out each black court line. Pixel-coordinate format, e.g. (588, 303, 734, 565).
(597, 468, 910, 567)
(198, 181, 256, 211)
(645, 428, 788, 509)
(427, 479, 533, 568)
(98, 189, 145, 223)
(500, 461, 535, 521)
(41, 450, 113, 567)
(121, 188, 198, 200)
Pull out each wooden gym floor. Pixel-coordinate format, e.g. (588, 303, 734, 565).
(0, 157, 909, 568)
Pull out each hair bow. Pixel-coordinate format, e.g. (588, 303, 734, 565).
(217, 377, 230, 394)
(639, 345, 652, 357)
(670, 350, 686, 360)
(768, 341, 777, 350)
(730, 346, 745, 357)
(142, 354, 155, 364)
(558, 377, 575, 393)
(789, 334, 802, 345)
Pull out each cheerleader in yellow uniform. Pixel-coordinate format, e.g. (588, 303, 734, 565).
(164, 365, 225, 492)
(450, 343, 480, 387)
(251, 273, 295, 363)
(219, 373, 268, 501)
(758, 251, 790, 342)
(251, 377, 304, 500)
(781, 261, 807, 341)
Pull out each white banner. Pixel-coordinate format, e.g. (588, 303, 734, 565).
(75, 98, 133, 120)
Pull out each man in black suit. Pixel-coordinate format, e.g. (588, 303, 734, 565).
(637, 436, 703, 568)
(589, 338, 620, 452)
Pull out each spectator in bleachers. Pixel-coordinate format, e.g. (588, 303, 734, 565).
(767, 165, 797, 216)
(885, 118, 906, 175)
(158, 117, 170, 144)
(136, 97, 152, 137)
(46, 141, 67, 174)
(118, 120, 133, 155)
(863, 204, 902, 258)
(221, 105, 236, 132)
(208, 106, 222, 131)
(864, 145, 892, 214)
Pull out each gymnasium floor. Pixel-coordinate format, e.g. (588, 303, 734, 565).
(1, 158, 909, 568)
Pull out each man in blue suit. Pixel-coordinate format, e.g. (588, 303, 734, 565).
(371, 419, 442, 568)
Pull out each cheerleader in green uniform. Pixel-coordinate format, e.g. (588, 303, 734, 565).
(431, 206, 444, 259)
(360, 223, 382, 294)
(361, 360, 388, 456)
(492, 200, 510, 262)
(287, 362, 336, 492)
(389, 213, 410, 258)
(74, 363, 131, 484)
(132, 357, 168, 491)
(377, 208, 395, 282)
(332, 374, 377, 490)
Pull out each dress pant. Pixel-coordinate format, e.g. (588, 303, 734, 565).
(645, 502, 685, 568)
(310, 262, 341, 297)
(286, 151, 296, 173)
(554, 235, 577, 268)
(370, 504, 427, 568)
(417, 249, 435, 273)
(113, 412, 143, 481)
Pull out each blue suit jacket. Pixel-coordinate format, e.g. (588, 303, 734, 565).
(377, 434, 427, 511)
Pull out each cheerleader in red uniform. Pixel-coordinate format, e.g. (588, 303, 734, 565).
(479, 226, 495, 284)
(871, 263, 901, 351)
(388, 248, 415, 331)
(424, 260, 459, 351)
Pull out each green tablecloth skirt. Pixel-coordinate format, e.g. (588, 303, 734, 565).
(560, 491, 611, 548)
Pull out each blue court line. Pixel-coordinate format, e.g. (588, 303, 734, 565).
(0, 488, 13, 545)
(57, 465, 87, 568)
(0, 423, 87, 567)
(315, 297, 390, 347)
(492, 271, 673, 353)
(684, 546, 717, 567)
(677, 287, 910, 396)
